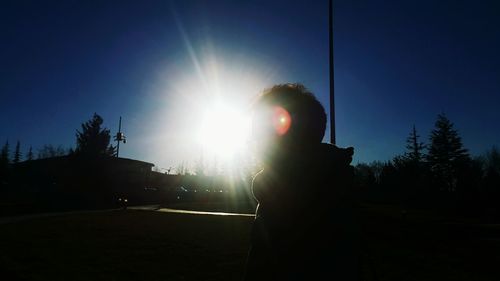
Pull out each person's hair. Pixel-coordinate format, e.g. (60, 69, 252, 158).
(254, 83, 327, 143)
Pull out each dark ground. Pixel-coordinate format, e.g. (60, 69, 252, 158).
(0, 205, 499, 281)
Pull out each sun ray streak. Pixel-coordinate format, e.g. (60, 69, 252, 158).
(171, 7, 210, 92)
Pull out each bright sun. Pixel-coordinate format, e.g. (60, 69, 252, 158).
(198, 102, 250, 160)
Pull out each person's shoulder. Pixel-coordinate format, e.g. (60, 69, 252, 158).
(318, 143, 354, 166)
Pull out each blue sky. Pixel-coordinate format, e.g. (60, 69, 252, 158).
(1, 0, 499, 169)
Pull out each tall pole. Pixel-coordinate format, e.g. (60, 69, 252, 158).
(116, 116, 122, 157)
(329, 0, 336, 145)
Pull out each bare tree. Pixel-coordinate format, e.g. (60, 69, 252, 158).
(37, 144, 67, 159)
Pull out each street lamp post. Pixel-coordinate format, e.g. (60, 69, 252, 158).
(329, 0, 336, 145)
(114, 116, 126, 157)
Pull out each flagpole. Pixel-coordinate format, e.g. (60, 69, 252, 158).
(329, 0, 336, 145)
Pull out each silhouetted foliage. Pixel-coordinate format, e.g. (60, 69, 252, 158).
(403, 125, 426, 164)
(388, 126, 430, 206)
(27, 146, 34, 161)
(1, 141, 9, 165)
(75, 113, 116, 157)
(480, 147, 500, 218)
(13, 141, 21, 164)
(0, 141, 10, 183)
(37, 144, 67, 159)
(349, 113, 500, 220)
(483, 146, 500, 175)
(427, 114, 469, 192)
(354, 163, 376, 189)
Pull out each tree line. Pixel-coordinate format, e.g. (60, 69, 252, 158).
(355, 114, 500, 220)
(0, 141, 69, 164)
(2, 112, 499, 220)
(0, 113, 117, 180)
(0, 113, 116, 164)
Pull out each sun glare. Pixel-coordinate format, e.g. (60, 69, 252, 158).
(149, 33, 278, 170)
(198, 102, 250, 160)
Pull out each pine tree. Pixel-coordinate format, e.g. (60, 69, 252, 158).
(75, 113, 116, 156)
(393, 125, 426, 170)
(0, 141, 10, 166)
(404, 125, 426, 164)
(0, 141, 10, 180)
(27, 146, 34, 161)
(13, 141, 21, 164)
(427, 114, 469, 191)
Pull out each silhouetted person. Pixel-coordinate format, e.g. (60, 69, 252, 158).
(244, 83, 359, 281)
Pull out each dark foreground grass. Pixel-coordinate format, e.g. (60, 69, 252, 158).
(1, 207, 499, 281)
(0, 211, 253, 281)
(360, 205, 500, 281)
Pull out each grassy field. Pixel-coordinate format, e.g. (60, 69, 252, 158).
(0, 210, 253, 281)
(360, 205, 500, 281)
(1, 207, 499, 281)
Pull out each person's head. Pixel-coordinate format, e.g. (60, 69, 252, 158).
(252, 83, 326, 158)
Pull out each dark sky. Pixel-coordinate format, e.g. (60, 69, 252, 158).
(1, 0, 499, 169)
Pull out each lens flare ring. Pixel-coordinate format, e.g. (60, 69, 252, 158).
(272, 106, 291, 136)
